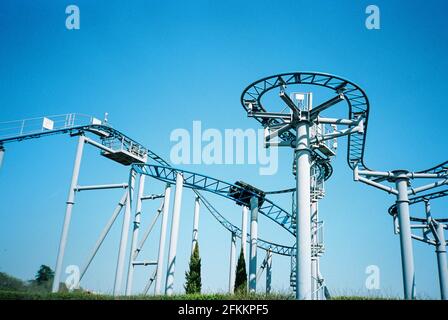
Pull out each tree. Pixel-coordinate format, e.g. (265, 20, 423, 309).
(234, 249, 247, 294)
(184, 243, 201, 294)
(35, 265, 54, 285)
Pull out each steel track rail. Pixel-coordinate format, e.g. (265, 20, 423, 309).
(133, 164, 295, 235)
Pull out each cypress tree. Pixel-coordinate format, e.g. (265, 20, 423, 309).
(184, 243, 202, 294)
(234, 249, 247, 294)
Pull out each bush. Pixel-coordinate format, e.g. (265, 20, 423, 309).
(0, 272, 26, 292)
(184, 243, 202, 294)
(234, 249, 247, 294)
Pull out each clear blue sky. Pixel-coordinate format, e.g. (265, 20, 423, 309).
(0, 0, 447, 298)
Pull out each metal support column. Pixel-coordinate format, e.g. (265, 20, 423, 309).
(316, 261, 322, 300)
(125, 174, 146, 295)
(249, 196, 258, 293)
(266, 249, 272, 294)
(241, 206, 248, 262)
(395, 173, 416, 300)
(229, 232, 236, 293)
(295, 121, 312, 300)
(311, 201, 318, 300)
(311, 258, 317, 300)
(165, 173, 184, 295)
(435, 222, 448, 300)
(52, 135, 85, 293)
(191, 196, 200, 253)
(155, 184, 172, 295)
(113, 169, 136, 296)
(0, 145, 4, 170)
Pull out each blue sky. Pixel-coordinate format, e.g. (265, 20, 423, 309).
(0, 0, 447, 298)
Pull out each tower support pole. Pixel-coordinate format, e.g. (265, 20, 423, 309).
(229, 232, 236, 293)
(0, 145, 4, 169)
(435, 223, 448, 300)
(113, 169, 136, 296)
(311, 201, 319, 300)
(52, 135, 85, 293)
(394, 173, 416, 300)
(266, 249, 272, 294)
(165, 173, 184, 295)
(295, 121, 312, 300)
(155, 184, 172, 295)
(191, 196, 200, 253)
(125, 174, 146, 295)
(249, 196, 259, 293)
(241, 206, 248, 263)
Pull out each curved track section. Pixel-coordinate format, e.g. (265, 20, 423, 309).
(416, 161, 448, 175)
(240, 72, 370, 171)
(133, 164, 295, 235)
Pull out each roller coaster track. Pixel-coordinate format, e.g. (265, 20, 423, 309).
(0, 113, 294, 256)
(197, 194, 293, 256)
(133, 164, 294, 235)
(241, 71, 370, 171)
(240, 71, 448, 184)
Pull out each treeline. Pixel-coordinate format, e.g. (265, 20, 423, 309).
(0, 265, 68, 293)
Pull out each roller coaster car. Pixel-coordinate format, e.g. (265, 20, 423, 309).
(228, 181, 266, 207)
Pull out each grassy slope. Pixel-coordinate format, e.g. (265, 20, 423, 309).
(0, 290, 393, 300)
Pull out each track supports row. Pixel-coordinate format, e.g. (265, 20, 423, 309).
(52, 135, 269, 296)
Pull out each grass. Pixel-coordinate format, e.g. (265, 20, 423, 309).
(0, 290, 400, 300)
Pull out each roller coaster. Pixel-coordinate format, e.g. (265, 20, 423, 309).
(0, 71, 447, 300)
